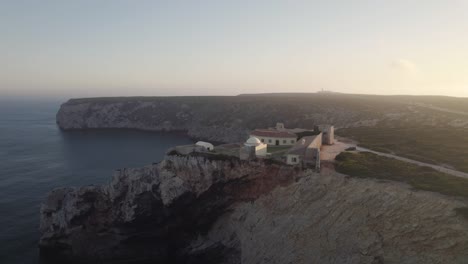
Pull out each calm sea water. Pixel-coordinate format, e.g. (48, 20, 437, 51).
(0, 100, 193, 264)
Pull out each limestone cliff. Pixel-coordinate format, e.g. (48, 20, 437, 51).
(55, 96, 369, 143)
(56, 95, 468, 143)
(39, 153, 300, 263)
(39, 153, 468, 264)
(200, 168, 468, 264)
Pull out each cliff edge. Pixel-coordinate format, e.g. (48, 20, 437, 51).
(55, 95, 381, 142)
(39, 153, 468, 264)
(39, 153, 300, 263)
(56, 95, 468, 143)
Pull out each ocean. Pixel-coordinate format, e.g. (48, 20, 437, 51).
(0, 100, 193, 264)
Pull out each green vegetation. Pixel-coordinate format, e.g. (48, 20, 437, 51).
(335, 152, 468, 199)
(296, 130, 320, 139)
(213, 146, 241, 158)
(409, 96, 468, 113)
(267, 145, 291, 153)
(190, 152, 241, 162)
(267, 146, 291, 158)
(337, 126, 468, 173)
(335, 151, 468, 221)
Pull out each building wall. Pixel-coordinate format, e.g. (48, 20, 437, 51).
(318, 125, 334, 145)
(286, 154, 301, 165)
(255, 144, 268, 157)
(251, 135, 297, 146)
(328, 127, 335, 145)
(303, 134, 322, 165)
(307, 133, 322, 150)
(240, 146, 256, 160)
(287, 134, 322, 166)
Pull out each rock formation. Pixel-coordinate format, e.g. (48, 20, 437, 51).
(55, 95, 468, 143)
(39, 153, 300, 263)
(39, 152, 468, 264)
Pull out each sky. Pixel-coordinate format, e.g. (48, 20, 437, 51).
(1, 0, 468, 99)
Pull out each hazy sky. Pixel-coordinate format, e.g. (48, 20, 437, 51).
(1, 0, 468, 98)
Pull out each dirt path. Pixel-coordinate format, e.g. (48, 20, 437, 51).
(321, 140, 355, 161)
(356, 146, 468, 179)
(413, 103, 468, 117)
(320, 138, 468, 179)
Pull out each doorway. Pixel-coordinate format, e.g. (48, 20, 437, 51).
(275, 140, 279, 145)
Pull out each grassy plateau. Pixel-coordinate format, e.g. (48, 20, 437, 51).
(337, 126, 468, 173)
(335, 151, 468, 219)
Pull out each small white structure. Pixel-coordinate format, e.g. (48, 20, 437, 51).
(195, 141, 214, 151)
(276, 122, 285, 131)
(244, 136, 267, 157)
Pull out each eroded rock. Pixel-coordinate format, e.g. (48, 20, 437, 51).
(39, 155, 468, 264)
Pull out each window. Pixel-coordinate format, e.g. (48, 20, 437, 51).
(291, 140, 295, 144)
(283, 140, 287, 144)
(261, 138, 264, 143)
(268, 139, 272, 143)
(292, 157, 297, 162)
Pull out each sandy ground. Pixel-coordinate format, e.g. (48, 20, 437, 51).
(320, 139, 355, 161)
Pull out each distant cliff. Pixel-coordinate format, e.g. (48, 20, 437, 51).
(56, 94, 468, 142)
(54, 95, 384, 143)
(39, 152, 468, 264)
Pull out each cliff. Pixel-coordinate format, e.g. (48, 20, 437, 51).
(39, 154, 301, 263)
(56, 94, 468, 143)
(39, 153, 468, 264)
(55, 95, 369, 142)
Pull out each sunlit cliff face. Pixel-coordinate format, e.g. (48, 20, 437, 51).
(1, 1, 467, 98)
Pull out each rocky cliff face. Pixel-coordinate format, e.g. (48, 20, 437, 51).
(39, 153, 468, 264)
(56, 95, 468, 143)
(55, 95, 381, 143)
(39, 153, 300, 263)
(201, 168, 468, 264)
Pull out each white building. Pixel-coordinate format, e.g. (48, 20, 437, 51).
(285, 134, 322, 169)
(249, 129, 297, 146)
(195, 141, 214, 151)
(244, 136, 267, 157)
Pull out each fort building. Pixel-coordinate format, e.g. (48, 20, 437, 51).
(240, 136, 267, 160)
(249, 123, 297, 146)
(285, 134, 322, 169)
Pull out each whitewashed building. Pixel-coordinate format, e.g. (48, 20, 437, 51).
(195, 141, 214, 151)
(285, 134, 322, 169)
(249, 129, 297, 146)
(244, 136, 267, 157)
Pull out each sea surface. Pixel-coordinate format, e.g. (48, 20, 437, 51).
(0, 100, 193, 264)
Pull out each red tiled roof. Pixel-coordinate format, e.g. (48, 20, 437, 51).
(250, 129, 297, 138)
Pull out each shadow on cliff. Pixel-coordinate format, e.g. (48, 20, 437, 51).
(39, 155, 302, 264)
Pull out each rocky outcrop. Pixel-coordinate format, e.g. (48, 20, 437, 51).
(40, 153, 468, 264)
(198, 168, 468, 264)
(56, 95, 468, 143)
(39, 154, 300, 263)
(55, 95, 384, 143)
